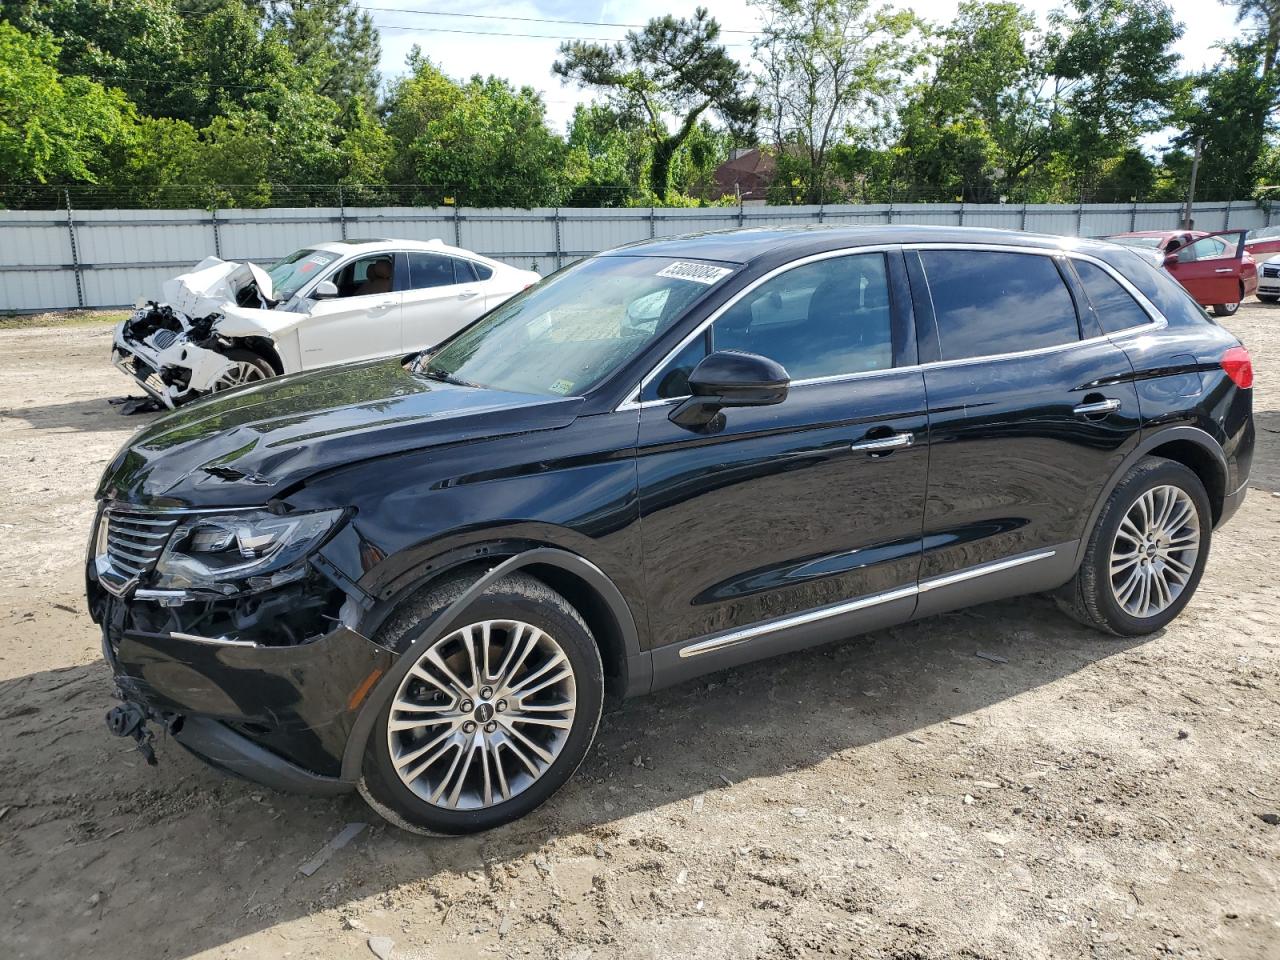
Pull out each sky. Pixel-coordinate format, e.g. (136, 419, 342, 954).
(368, 0, 1243, 147)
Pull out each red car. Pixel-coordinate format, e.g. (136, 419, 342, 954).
(1105, 230, 1258, 316)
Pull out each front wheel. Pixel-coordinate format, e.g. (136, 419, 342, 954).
(211, 348, 274, 392)
(1057, 457, 1211, 636)
(359, 573, 604, 835)
(1258, 294, 1279, 304)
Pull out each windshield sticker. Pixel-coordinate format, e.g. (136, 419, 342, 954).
(656, 261, 733, 285)
(549, 378, 575, 395)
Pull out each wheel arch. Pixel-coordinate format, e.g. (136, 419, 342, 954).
(339, 547, 648, 783)
(229, 335, 284, 375)
(1073, 426, 1228, 569)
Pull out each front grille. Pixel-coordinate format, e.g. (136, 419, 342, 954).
(1263, 265, 1280, 278)
(149, 329, 180, 350)
(100, 510, 179, 592)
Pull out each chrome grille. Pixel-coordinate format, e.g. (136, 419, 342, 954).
(1263, 265, 1280, 278)
(98, 510, 179, 593)
(149, 329, 180, 350)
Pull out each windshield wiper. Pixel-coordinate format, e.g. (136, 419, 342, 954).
(420, 366, 480, 388)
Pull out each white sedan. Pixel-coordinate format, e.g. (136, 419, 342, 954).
(111, 238, 540, 407)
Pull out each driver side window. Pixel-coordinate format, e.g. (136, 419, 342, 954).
(643, 252, 894, 400)
(326, 254, 396, 298)
(1177, 237, 1229, 263)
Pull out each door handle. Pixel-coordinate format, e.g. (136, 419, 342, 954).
(369, 299, 394, 312)
(1214, 268, 1234, 273)
(1073, 397, 1122, 417)
(850, 432, 913, 454)
(457, 289, 479, 300)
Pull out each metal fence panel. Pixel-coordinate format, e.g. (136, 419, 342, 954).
(0, 200, 1266, 312)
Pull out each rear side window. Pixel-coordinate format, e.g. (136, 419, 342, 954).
(1073, 260, 1152, 334)
(473, 262, 494, 280)
(1098, 247, 1209, 326)
(921, 251, 1080, 361)
(453, 258, 478, 283)
(407, 252, 455, 290)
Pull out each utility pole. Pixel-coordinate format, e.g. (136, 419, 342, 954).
(1183, 136, 1204, 230)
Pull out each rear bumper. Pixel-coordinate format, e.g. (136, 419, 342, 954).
(1218, 478, 1248, 528)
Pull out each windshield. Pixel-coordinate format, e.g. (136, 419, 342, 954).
(267, 248, 341, 300)
(1250, 226, 1280, 240)
(425, 255, 735, 396)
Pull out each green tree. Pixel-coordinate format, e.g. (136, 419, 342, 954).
(0, 22, 136, 185)
(752, 0, 925, 203)
(563, 104, 649, 206)
(264, 0, 381, 108)
(554, 8, 758, 200)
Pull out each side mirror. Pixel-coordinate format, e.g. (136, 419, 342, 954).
(311, 279, 340, 300)
(669, 350, 789, 428)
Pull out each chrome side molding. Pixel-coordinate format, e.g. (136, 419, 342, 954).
(678, 549, 1057, 659)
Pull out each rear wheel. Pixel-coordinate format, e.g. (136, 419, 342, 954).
(1057, 457, 1211, 636)
(1212, 300, 1240, 317)
(211, 348, 274, 392)
(359, 573, 603, 835)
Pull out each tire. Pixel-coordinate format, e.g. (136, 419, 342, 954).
(1057, 457, 1211, 636)
(359, 572, 604, 835)
(210, 348, 274, 392)
(1258, 295, 1279, 304)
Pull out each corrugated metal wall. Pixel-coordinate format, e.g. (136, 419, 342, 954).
(0, 200, 1269, 312)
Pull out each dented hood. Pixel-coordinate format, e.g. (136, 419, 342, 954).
(97, 359, 584, 507)
(161, 256, 275, 318)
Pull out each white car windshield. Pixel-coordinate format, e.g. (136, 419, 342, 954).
(425, 255, 736, 397)
(267, 249, 341, 300)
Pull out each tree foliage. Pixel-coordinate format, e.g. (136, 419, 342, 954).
(554, 8, 757, 200)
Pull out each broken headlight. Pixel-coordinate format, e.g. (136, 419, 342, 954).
(152, 508, 344, 593)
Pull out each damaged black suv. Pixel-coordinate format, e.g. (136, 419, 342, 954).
(89, 226, 1254, 835)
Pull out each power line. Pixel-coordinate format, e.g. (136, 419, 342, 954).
(355, 4, 758, 35)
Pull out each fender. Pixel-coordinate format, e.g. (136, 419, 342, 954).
(338, 547, 649, 783)
(1072, 425, 1228, 570)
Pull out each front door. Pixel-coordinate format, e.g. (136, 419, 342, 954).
(635, 250, 929, 672)
(400, 251, 488, 352)
(908, 247, 1142, 616)
(1166, 231, 1246, 306)
(298, 253, 403, 367)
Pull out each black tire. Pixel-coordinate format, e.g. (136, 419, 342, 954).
(358, 572, 604, 835)
(1057, 457, 1212, 636)
(1258, 295, 1279, 304)
(1212, 300, 1240, 317)
(211, 348, 275, 391)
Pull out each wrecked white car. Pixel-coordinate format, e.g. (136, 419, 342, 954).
(112, 238, 540, 407)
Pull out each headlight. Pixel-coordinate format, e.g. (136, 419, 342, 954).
(152, 508, 344, 593)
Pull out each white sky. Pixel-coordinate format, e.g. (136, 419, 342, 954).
(370, 0, 1242, 146)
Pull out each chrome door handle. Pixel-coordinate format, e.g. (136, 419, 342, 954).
(1214, 268, 1233, 273)
(851, 432, 913, 453)
(1073, 398, 1121, 416)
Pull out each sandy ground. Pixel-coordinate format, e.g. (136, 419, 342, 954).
(0, 308, 1277, 960)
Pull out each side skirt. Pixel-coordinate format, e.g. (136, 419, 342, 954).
(650, 543, 1078, 693)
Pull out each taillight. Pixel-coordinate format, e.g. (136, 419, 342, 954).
(1221, 345, 1254, 389)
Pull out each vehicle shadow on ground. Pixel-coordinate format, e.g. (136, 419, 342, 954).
(0, 594, 1147, 959)
(1, 397, 160, 433)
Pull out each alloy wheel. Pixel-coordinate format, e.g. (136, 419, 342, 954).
(386, 620, 577, 810)
(213, 360, 268, 391)
(1109, 484, 1200, 618)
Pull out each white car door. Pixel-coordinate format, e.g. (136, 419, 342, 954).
(297, 254, 403, 368)
(400, 252, 489, 352)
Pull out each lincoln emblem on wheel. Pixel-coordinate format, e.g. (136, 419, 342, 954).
(88, 225, 1254, 834)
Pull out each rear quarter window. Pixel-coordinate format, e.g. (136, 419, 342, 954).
(920, 251, 1081, 361)
(1072, 259, 1154, 334)
(1095, 247, 1211, 327)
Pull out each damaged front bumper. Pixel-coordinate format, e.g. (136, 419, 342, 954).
(112, 322, 236, 409)
(89, 506, 397, 794)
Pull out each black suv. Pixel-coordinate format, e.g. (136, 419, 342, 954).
(88, 226, 1255, 834)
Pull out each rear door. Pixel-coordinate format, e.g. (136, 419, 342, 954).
(400, 252, 487, 352)
(1166, 231, 1246, 306)
(909, 246, 1142, 615)
(635, 249, 930, 670)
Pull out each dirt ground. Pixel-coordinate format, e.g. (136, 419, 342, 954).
(0, 306, 1277, 960)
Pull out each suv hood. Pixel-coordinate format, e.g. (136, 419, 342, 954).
(97, 359, 585, 507)
(162, 256, 275, 318)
